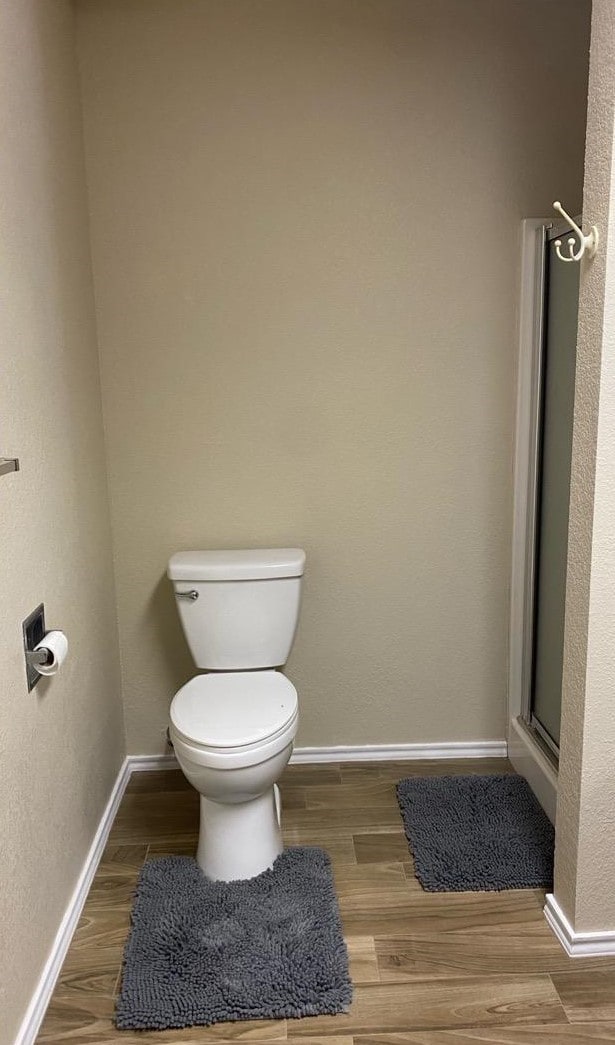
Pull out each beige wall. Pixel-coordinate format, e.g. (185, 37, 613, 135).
(555, 0, 615, 934)
(76, 0, 590, 754)
(0, 3, 124, 1040)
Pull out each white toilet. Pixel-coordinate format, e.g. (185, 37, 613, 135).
(168, 548, 305, 882)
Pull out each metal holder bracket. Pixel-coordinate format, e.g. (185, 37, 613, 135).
(0, 458, 19, 478)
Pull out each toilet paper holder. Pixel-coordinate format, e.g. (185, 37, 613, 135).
(26, 646, 54, 670)
(22, 604, 68, 689)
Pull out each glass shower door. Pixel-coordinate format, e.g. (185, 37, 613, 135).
(528, 228, 580, 753)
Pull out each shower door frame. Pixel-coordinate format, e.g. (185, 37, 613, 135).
(508, 215, 576, 822)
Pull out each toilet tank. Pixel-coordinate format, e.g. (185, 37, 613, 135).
(168, 549, 306, 670)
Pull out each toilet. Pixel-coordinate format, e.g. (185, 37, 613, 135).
(168, 548, 305, 881)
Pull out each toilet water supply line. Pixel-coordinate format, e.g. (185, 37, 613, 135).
(552, 201, 599, 263)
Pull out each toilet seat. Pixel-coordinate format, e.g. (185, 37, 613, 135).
(170, 671, 298, 769)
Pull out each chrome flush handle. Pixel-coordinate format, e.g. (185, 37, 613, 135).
(176, 589, 199, 601)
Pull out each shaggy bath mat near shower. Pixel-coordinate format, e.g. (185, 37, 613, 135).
(115, 846, 352, 1031)
(396, 773, 554, 891)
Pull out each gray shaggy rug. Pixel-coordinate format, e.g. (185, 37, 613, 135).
(115, 846, 352, 1031)
(396, 773, 554, 891)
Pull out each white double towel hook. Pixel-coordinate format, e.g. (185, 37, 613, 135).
(553, 201, 599, 263)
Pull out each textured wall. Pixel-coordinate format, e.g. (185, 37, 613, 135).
(0, 3, 124, 1040)
(76, 0, 590, 754)
(556, 0, 615, 933)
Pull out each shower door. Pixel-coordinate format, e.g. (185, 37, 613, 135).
(525, 222, 580, 755)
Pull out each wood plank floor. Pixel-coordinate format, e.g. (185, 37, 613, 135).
(37, 759, 615, 1044)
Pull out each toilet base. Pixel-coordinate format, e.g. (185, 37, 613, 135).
(197, 786, 283, 881)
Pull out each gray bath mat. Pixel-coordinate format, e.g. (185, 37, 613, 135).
(115, 846, 352, 1031)
(396, 773, 554, 891)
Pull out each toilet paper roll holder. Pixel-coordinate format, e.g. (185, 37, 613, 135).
(26, 646, 54, 671)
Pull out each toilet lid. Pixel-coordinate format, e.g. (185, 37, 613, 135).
(170, 671, 298, 749)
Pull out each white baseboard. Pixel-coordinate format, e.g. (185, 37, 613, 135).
(14, 755, 132, 1045)
(106, 742, 509, 771)
(15, 738, 507, 1044)
(544, 894, 615, 957)
(120, 741, 509, 771)
(127, 753, 178, 772)
(290, 741, 507, 763)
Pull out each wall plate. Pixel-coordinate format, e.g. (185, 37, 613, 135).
(23, 603, 45, 691)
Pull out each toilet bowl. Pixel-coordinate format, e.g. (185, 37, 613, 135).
(169, 670, 299, 880)
(168, 548, 305, 881)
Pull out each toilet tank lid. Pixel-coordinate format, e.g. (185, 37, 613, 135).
(168, 548, 306, 581)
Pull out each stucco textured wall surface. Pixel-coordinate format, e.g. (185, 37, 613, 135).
(76, 0, 589, 753)
(0, 3, 124, 1040)
(556, 0, 615, 934)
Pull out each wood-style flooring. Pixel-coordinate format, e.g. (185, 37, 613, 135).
(37, 759, 615, 1044)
